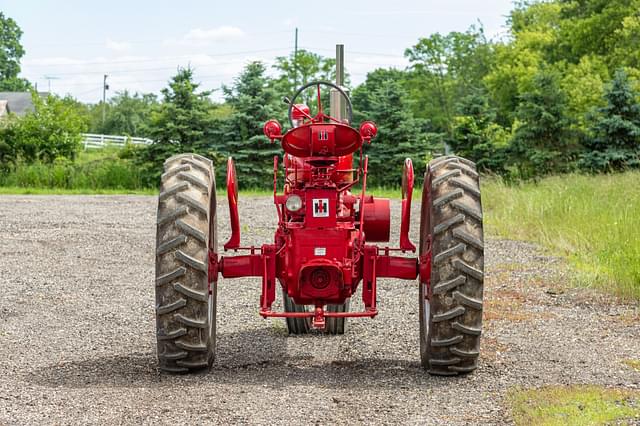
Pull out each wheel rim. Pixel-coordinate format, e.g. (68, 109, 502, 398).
(422, 290, 430, 336)
(420, 280, 431, 362)
(208, 290, 214, 341)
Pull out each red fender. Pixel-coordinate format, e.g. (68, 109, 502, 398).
(224, 157, 241, 250)
(399, 158, 416, 252)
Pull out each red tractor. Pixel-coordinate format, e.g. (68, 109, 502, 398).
(154, 47, 484, 375)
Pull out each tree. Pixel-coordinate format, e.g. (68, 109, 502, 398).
(450, 89, 509, 173)
(560, 55, 609, 130)
(555, 0, 640, 69)
(580, 69, 640, 171)
(271, 49, 337, 97)
(484, 2, 561, 126)
(136, 67, 215, 185)
(0, 12, 30, 91)
(0, 93, 87, 166)
(352, 69, 434, 187)
(404, 25, 493, 134)
(217, 61, 281, 188)
(90, 90, 158, 136)
(509, 69, 578, 178)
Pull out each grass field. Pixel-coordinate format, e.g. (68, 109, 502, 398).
(482, 172, 640, 299)
(509, 385, 640, 425)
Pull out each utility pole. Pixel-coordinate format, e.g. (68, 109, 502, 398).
(102, 74, 109, 127)
(293, 27, 298, 89)
(43, 75, 60, 93)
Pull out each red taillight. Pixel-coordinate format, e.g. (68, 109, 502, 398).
(263, 119, 282, 139)
(359, 121, 378, 140)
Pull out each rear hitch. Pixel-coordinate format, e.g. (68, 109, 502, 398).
(312, 306, 326, 330)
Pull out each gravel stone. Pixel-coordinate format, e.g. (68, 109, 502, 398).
(0, 194, 638, 425)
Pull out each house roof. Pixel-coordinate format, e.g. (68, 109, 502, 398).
(0, 92, 47, 117)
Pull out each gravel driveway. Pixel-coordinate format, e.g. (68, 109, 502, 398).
(0, 195, 638, 425)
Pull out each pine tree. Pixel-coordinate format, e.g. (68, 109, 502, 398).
(580, 69, 640, 172)
(352, 70, 433, 187)
(218, 61, 282, 188)
(509, 69, 577, 178)
(450, 88, 509, 173)
(137, 67, 214, 185)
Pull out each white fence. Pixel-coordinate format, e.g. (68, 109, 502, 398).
(82, 133, 153, 149)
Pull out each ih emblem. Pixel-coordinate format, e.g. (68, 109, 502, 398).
(318, 130, 329, 141)
(312, 198, 329, 217)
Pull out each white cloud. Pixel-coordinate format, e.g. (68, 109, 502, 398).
(20, 52, 278, 104)
(166, 26, 245, 46)
(105, 39, 132, 52)
(282, 17, 298, 28)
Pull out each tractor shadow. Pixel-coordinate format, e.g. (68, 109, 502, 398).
(26, 328, 465, 390)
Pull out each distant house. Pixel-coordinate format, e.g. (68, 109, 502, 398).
(0, 92, 48, 118)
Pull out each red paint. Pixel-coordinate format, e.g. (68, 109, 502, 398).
(224, 157, 240, 250)
(291, 104, 311, 121)
(361, 196, 390, 242)
(263, 119, 282, 139)
(359, 121, 378, 141)
(281, 123, 362, 157)
(400, 158, 416, 252)
(216, 81, 429, 329)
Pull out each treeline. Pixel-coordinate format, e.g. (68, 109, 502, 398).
(1, 1, 640, 189)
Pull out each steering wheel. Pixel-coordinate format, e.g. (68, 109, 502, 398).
(287, 80, 353, 128)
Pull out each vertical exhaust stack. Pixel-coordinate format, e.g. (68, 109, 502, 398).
(330, 44, 347, 123)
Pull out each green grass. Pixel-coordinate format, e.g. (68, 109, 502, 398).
(509, 385, 640, 425)
(623, 359, 640, 372)
(482, 172, 640, 299)
(0, 148, 148, 191)
(0, 186, 156, 195)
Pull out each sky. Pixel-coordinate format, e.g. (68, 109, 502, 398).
(3, 0, 515, 103)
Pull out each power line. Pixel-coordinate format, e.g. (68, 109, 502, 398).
(45, 72, 235, 89)
(23, 47, 292, 68)
(26, 30, 292, 47)
(34, 57, 281, 77)
(302, 28, 420, 40)
(300, 46, 406, 59)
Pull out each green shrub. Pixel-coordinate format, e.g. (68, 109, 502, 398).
(0, 155, 146, 190)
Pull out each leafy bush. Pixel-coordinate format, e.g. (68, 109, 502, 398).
(0, 154, 145, 190)
(0, 93, 87, 167)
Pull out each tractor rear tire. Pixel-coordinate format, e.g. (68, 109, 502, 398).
(155, 153, 217, 373)
(325, 301, 349, 335)
(282, 290, 311, 334)
(419, 155, 484, 375)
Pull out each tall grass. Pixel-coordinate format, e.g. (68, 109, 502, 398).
(0, 148, 147, 191)
(482, 172, 640, 299)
